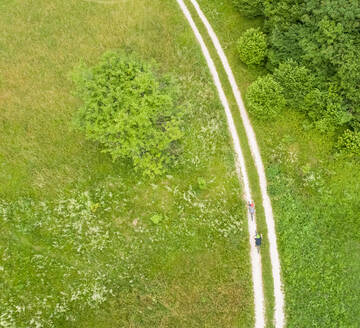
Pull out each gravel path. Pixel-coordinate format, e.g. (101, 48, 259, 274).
(176, 0, 266, 326)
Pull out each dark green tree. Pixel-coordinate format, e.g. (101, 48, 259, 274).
(262, 0, 360, 133)
(273, 60, 316, 111)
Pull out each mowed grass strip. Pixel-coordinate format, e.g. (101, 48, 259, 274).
(0, 0, 254, 327)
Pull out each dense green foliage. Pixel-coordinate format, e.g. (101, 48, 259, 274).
(271, 61, 353, 133)
(232, 0, 263, 17)
(73, 52, 183, 178)
(265, 0, 360, 137)
(246, 75, 285, 119)
(236, 28, 267, 66)
(239, 0, 360, 148)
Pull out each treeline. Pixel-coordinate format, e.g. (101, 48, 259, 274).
(234, 0, 360, 155)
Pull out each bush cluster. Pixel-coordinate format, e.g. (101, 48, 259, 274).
(261, 0, 360, 150)
(73, 51, 183, 177)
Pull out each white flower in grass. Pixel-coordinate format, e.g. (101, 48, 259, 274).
(70, 290, 81, 302)
(90, 284, 107, 305)
(54, 303, 67, 314)
(15, 305, 25, 313)
(0, 310, 16, 328)
(29, 318, 43, 328)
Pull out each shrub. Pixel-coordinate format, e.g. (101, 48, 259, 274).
(336, 130, 360, 157)
(232, 0, 263, 17)
(237, 28, 267, 66)
(246, 75, 286, 119)
(197, 177, 207, 190)
(73, 52, 183, 177)
(150, 214, 163, 224)
(273, 60, 316, 111)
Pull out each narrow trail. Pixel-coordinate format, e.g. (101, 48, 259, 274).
(187, 1, 285, 327)
(176, 0, 265, 327)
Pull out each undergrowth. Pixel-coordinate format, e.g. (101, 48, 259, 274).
(263, 114, 360, 327)
(0, 172, 250, 327)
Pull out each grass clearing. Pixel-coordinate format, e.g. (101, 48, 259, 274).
(195, 0, 360, 326)
(0, 0, 254, 326)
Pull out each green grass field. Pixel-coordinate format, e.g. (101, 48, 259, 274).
(0, 0, 254, 327)
(3, 0, 358, 326)
(195, 0, 360, 326)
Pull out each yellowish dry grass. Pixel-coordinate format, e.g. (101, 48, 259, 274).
(0, 0, 194, 198)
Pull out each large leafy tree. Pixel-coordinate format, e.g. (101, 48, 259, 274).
(73, 52, 183, 177)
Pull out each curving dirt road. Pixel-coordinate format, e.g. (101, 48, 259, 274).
(177, 0, 286, 327)
(176, 0, 267, 326)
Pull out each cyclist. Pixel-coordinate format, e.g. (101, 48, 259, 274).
(255, 232, 263, 253)
(248, 201, 255, 220)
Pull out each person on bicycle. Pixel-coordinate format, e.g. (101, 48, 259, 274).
(248, 201, 255, 220)
(255, 232, 262, 253)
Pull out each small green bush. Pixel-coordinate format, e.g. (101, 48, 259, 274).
(232, 0, 263, 17)
(150, 214, 163, 224)
(73, 51, 183, 177)
(336, 130, 360, 157)
(236, 28, 267, 66)
(246, 75, 286, 119)
(197, 177, 207, 190)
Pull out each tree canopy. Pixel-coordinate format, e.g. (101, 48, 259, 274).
(238, 0, 360, 152)
(265, 0, 360, 125)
